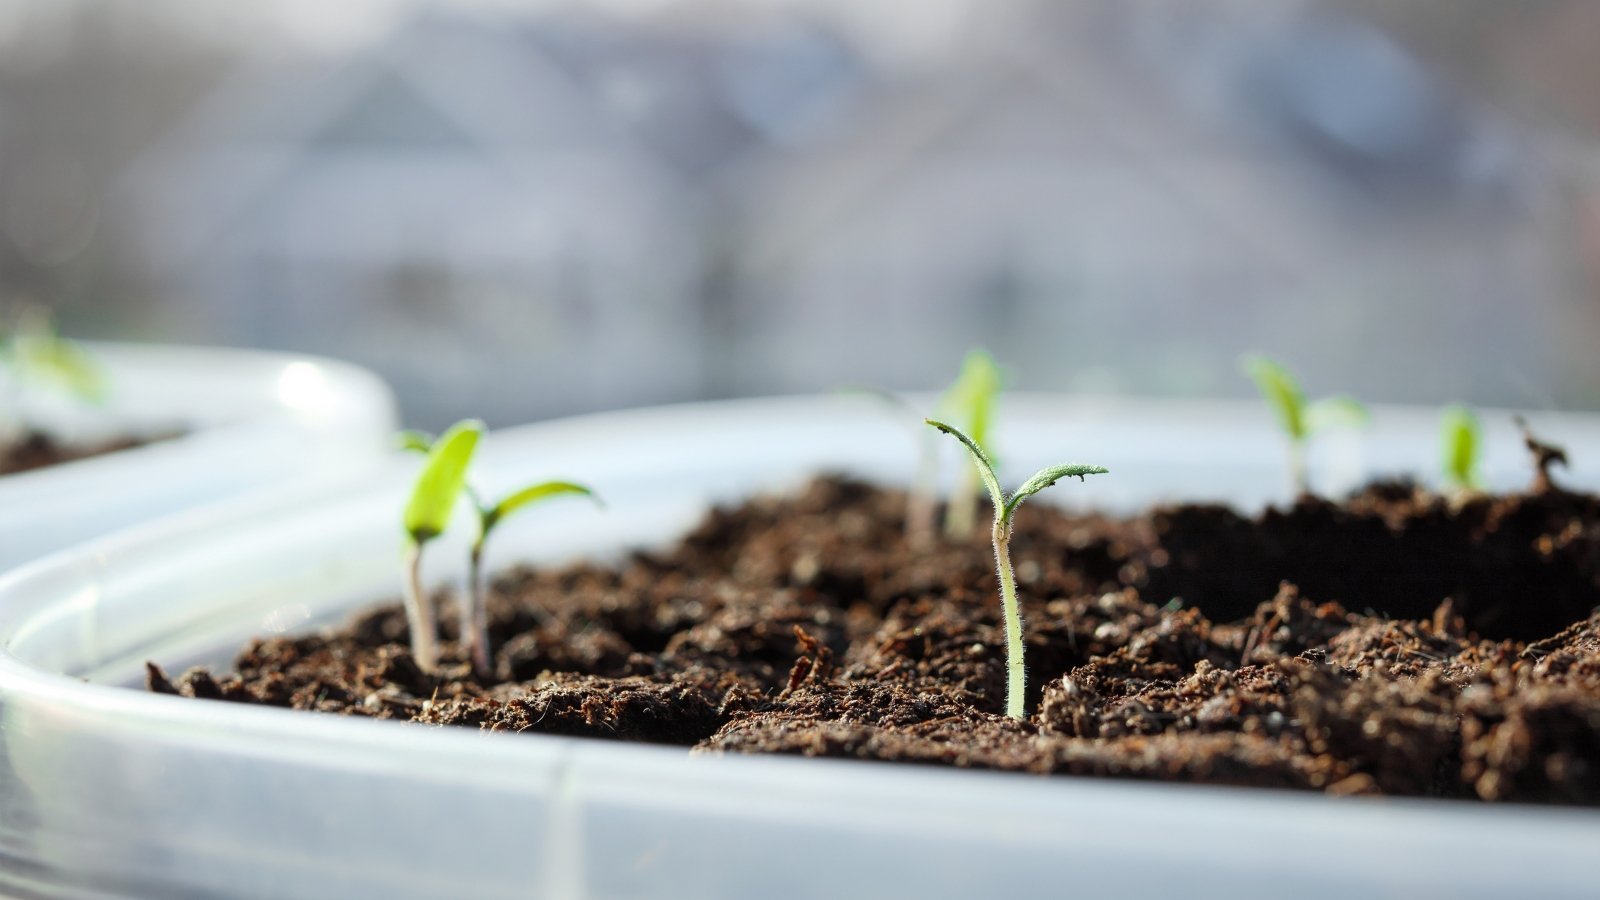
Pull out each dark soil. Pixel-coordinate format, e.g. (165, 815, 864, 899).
(0, 430, 154, 476)
(151, 475, 1600, 805)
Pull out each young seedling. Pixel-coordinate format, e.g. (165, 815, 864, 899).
(1439, 405, 1481, 494)
(0, 309, 105, 440)
(842, 386, 940, 548)
(401, 420, 483, 673)
(460, 480, 597, 676)
(1242, 355, 1367, 495)
(926, 418, 1106, 720)
(941, 349, 1004, 539)
(400, 424, 599, 677)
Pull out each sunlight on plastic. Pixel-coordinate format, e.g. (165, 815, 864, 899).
(259, 603, 312, 634)
(275, 362, 336, 419)
(4, 582, 100, 672)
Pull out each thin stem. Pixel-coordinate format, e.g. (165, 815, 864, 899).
(402, 541, 438, 672)
(991, 518, 1025, 720)
(465, 541, 492, 678)
(1289, 440, 1308, 497)
(907, 433, 938, 548)
(944, 466, 978, 538)
(0, 365, 25, 444)
(926, 417, 1028, 716)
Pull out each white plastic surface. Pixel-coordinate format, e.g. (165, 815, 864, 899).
(1, 395, 1598, 899)
(0, 342, 397, 571)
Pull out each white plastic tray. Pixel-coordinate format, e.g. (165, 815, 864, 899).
(1, 395, 1597, 899)
(0, 342, 397, 571)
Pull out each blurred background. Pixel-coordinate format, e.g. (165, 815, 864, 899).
(3, 0, 1600, 429)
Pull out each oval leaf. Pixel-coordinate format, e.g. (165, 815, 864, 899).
(1439, 404, 1480, 489)
(1004, 463, 1109, 519)
(940, 349, 1004, 455)
(13, 333, 106, 403)
(1303, 395, 1369, 433)
(1242, 355, 1305, 440)
(486, 480, 599, 531)
(403, 419, 483, 542)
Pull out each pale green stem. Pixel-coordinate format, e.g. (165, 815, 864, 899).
(944, 467, 979, 538)
(0, 365, 24, 443)
(907, 434, 938, 548)
(928, 418, 1027, 716)
(402, 541, 439, 672)
(465, 540, 492, 678)
(991, 517, 1025, 719)
(1289, 439, 1308, 497)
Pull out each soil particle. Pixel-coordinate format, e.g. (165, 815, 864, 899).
(151, 476, 1600, 805)
(418, 672, 743, 745)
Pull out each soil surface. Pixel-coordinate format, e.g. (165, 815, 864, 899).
(151, 475, 1600, 805)
(0, 430, 154, 476)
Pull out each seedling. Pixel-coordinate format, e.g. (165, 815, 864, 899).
(843, 386, 940, 548)
(926, 418, 1106, 719)
(1242, 355, 1367, 495)
(941, 349, 1004, 538)
(401, 420, 483, 672)
(0, 309, 105, 440)
(1439, 405, 1480, 493)
(401, 423, 598, 676)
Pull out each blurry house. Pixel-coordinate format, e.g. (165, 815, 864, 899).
(87, 0, 1597, 420)
(727, 1, 1562, 405)
(526, 14, 865, 184)
(112, 6, 876, 424)
(116, 12, 709, 426)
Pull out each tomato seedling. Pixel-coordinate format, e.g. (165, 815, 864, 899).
(926, 417, 1106, 719)
(1242, 355, 1367, 495)
(400, 423, 598, 676)
(940, 349, 1004, 539)
(1439, 404, 1480, 493)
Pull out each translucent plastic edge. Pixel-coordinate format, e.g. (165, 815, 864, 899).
(0, 341, 398, 495)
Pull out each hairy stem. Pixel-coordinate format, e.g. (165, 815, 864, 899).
(402, 541, 438, 672)
(465, 541, 492, 678)
(991, 517, 1025, 720)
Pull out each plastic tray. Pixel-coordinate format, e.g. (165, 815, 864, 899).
(1, 395, 1597, 899)
(0, 342, 397, 571)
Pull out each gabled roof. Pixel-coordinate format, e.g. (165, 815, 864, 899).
(735, 44, 1323, 285)
(115, 10, 682, 268)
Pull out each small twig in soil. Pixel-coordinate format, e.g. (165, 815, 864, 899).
(1430, 597, 1464, 638)
(783, 625, 835, 696)
(1514, 416, 1568, 494)
(145, 661, 179, 696)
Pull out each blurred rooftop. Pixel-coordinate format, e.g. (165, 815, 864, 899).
(3, 0, 1600, 426)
